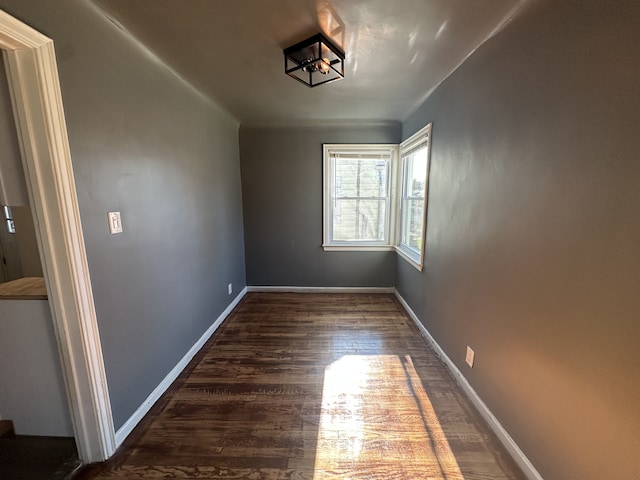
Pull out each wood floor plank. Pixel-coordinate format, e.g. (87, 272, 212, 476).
(76, 293, 526, 479)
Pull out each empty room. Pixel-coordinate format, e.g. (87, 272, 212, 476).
(0, 1, 638, 479)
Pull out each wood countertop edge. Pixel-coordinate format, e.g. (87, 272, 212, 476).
(0, 277, 48, 300)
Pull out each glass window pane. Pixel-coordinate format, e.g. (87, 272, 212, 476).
(334, 159, 388, 198)
(404, 147, 427, 198)
(332, 199, 387, 241)
(401, 198, 424, 251)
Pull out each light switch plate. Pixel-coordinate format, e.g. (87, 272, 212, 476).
(108, 211, 123, 234)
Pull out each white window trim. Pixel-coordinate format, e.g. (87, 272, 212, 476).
(396, 124, 432, 271)
(322, 144, 399, 250)
(323, 245, 397, 252)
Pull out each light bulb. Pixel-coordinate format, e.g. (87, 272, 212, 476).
(319, 57, 331, 74)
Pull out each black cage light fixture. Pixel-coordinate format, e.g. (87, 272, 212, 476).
(284, 33, 345, 87)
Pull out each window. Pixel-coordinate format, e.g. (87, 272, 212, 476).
(322, 124, 431, 266)
(397, 124, 432, 270)
(323, 144, 398, 250)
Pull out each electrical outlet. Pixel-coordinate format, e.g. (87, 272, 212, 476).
(228, 283, 233, 295)
(465, 346, 475, 368)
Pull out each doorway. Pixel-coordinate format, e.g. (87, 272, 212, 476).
(0, 8, 115, 463)
(0, 53, 43, 284)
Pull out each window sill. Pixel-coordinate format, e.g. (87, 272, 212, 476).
(396, 247, 424, 272)
(322, 244, 396, 252)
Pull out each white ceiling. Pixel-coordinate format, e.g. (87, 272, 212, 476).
(90, 0, 529, 125)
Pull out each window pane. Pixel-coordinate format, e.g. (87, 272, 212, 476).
(401, 149, 427, 252)
(404, 147, 427, 198)
(334, 159, 388, 198)
(401, 198, 424, 251)
(332, 199, 387, 241)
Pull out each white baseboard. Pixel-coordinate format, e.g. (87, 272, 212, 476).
(393, 289, 544, 480)
(246, 286, 395, 293)
(114, 287, 248, 446)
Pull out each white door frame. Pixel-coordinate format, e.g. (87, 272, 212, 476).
(0, 9, 115, 462)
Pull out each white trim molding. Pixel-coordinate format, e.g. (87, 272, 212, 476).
(322, 245, 396, 252)
(0, 9, 116, 462)
(247, 286, 395, 294)
(394, 289, 544, 480)
(115, 288, 247, 446)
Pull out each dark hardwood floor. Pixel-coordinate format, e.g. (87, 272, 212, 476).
(77, 292, 526, 479)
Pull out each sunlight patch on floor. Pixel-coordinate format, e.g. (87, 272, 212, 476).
(314, 354, 464, 479)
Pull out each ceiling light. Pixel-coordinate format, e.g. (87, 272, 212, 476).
(284, 33, 345, 87)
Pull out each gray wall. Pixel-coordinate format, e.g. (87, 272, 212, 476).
(398, 0, 640, 478)
(0, 55, 28, 207)
(0, 205, 42, 283)
(0, 0, 246, 430)
(11, 207, 42, 278)
(0, 300, 73, 436)
(240, 124, 400, 287)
